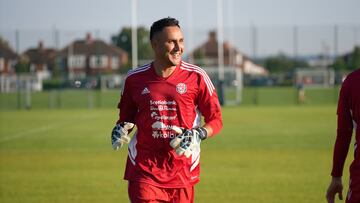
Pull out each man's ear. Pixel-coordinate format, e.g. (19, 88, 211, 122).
(150, 39, 156, 50)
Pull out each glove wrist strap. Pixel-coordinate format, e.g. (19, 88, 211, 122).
(198, 127, 208, 140)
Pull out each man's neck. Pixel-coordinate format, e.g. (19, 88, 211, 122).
(153, 60, 178, 78)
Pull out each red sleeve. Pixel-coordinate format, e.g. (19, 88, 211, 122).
(331, 77, 354, 177)
(197, 73, 223, 136)
(116, 76, 137, 124)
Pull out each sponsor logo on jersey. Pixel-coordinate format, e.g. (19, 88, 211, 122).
(149, 100, 178, 120)
(151, 112, 158, 118)
(150, 100, 176, 105)
(176, 83, 187, 94)
(152, 131, 178, 139)
(151, 114, 177, 121)
(150, 106, 177, 111)
(151, 121, 180, 131)
(141, 87, 150, 94)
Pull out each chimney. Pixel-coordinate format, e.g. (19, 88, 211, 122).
(86, 32, 93, 44)
(38, 41, 44, 50)
(209, 31, 217, 42)
(223, 41, 230, 50)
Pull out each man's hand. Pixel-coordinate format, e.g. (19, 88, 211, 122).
(111, 122, 135, 150)
(170, 127, 207, 158)
(326, 177, 343, 203)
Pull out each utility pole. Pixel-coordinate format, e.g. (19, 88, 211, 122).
(334, 24, 338, 59)
(187, 0, 194, 63)
(131, 0, 138, 69)
(15, 29, 20, 54)
(251, 24, 257, 60)
(217, 0, 225, 105)
(293, 25, 298, 60)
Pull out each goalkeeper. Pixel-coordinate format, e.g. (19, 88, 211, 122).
(111, 17, 222, 203)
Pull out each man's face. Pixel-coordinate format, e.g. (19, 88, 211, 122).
(151, 26, 184, 66)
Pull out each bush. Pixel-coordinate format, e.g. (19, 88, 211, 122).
(43, 79, 66, 90)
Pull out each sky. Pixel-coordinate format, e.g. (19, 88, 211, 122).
(0, 0, 359, 57)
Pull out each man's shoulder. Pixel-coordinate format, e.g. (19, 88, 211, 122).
(180, 61, 215, 94)
(126, 63, 152, 80)
(344, 68, 360, 85)
(179, 61, 210, 79)
(348, 68, 360, 78)
(180, 61, 205, 72)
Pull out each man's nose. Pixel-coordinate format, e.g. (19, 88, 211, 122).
(173, 42, 180, 51)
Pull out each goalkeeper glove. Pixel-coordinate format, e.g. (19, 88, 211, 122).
(111, 122, 135, 150)
(170, 127, 207, 158)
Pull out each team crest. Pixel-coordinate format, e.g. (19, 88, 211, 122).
(176, 83, 187, 94)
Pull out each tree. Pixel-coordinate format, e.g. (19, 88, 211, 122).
(332, 57, 347, 71)
(111, 27, 153, 67)
(0, 35, 30, 73)
(15, 56, 30, 73)
(349, 46, 360, 70)
(263, 53, 309, 73)
(0, 35, 8, 46)
(332, 46, 360, 71)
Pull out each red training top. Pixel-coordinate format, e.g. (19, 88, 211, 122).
(117, 61, 223, 188)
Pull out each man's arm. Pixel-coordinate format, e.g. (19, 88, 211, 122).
(197, 73, 223, 137)
(326, 77, 353, 203)
(331, 77, 353, 177)
(169, 71, 222, 157)
(111, 76, 137, 150)
(117, 76, 137, 124)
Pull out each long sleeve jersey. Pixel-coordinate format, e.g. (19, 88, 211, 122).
(331, 69, 360, 177)
(117, 61, 223, 188)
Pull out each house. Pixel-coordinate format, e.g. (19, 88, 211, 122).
(23, 41, 56, 80)
(61, 33, 128, 79)
(0, 40, 17, 75)
(191, 31, 268, 76)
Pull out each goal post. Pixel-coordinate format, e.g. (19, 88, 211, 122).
(203, 66, 243, 105)
(294, 68, 335, 88)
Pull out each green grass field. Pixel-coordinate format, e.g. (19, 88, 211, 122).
(0, 106, 353, 203)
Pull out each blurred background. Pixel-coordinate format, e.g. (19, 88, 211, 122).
(1, 0, 359, 109)
(0, 1, 360, 203)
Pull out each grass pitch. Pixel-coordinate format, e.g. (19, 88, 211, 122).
(0, 106, 352, 203)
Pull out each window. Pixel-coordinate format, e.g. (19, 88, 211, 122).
(111, 56, 119, 69)
(68, 55, 85, 68)
(90, 55, 108, 68)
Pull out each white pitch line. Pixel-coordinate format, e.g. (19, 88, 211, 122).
(0, 123, 61, 143)
(0, 114, 100, 143)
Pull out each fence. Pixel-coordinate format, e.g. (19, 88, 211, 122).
(0, 86, 340, 110)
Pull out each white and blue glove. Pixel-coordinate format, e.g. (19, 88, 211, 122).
(111, 122, 135, 150)
(170, 127, 207, 158)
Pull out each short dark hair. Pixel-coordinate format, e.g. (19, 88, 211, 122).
(150, 17, 180, 41)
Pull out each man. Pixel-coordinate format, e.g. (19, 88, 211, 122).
(326, 68, 360, 203)
(111, 17, 223, 203)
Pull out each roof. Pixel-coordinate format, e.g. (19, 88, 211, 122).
(23, 42, 56, 65)
(61, 36, 128, 57)
(0, 41, 17, 59)
(191, 31, 268, 75)
(192, 31, 242, 60)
